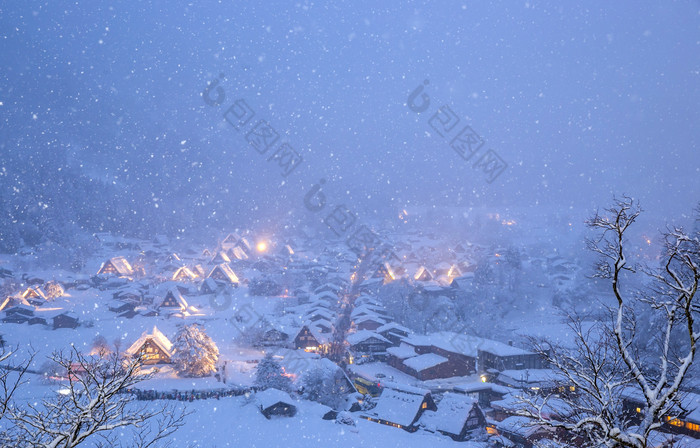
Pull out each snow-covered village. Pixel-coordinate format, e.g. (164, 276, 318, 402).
(1, 1, 699, 447)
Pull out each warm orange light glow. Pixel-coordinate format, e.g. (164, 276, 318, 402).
(666, 416, 687, 427)
(256, 241, 267, 252)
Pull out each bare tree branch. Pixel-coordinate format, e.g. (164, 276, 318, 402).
(4, 347, 190, 448)
(523, 198, 699, 448)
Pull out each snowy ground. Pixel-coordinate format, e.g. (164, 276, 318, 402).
(158, 395, 477, 448)
(3, 374, 479, 448)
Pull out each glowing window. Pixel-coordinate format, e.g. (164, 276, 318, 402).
(668, 418, 683, 427)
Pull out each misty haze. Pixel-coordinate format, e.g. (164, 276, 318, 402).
(0, 2, 698, 447)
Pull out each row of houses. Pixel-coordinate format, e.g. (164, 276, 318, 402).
(247, 379, 489, 442)
(390, 333, 543, 380)
(2, 305, 78, 329)
(359, 382, 487, 441)
(98, 256, 241, 286)
(343, 291, 543, 382)
(366, 258, 473, 288)
(285, 282, 348, 353)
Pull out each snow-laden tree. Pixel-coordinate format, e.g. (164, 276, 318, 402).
(473, 256, 495, 290)
(301, 368, 326, 402)
(89, 335, 112, 356)
(236, 318, 268, 348)
(171, 324, 220, 378)
(44, 280, 64, 300)
(377, 278, 416, 329)
(2, 347, 189, 447)
(502, 245, 523, 291)
(523, 198, 699, 448)
(254, 353, 292, 392)
(301, 367, 349, 409)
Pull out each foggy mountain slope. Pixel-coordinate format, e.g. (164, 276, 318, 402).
(0, 1, 697, 257)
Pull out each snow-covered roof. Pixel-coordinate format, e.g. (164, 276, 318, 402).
(497, 369, 565, 386)
(222, 232, 242, 244)
(237, 237, 253, 251)
(304, 325, 331, 345)
(22, 286, 47, 300)
(115, 285, 145, 297)
(53, 311, 78, 320)
(307, 298, 333, 309)
(377, 322, 412, 335)
(98, 256, 134, 275)
(125, 326, 173, 358)
(314, 283, 342, 294)
(403, 332, 533, 358)
(346, 330, 390, 346)
(308, 320, 333, 333)
(305, 308, 334, 320)
(354, 295, 381, 306)
(210, 251, 231, 264)
(256, 388, 294, 410)
(0, 295, 31, 311)
(403, 353, 449, 372)
(381, 381, 430, 396)
(420, 393, 479, 436)
(172, 266, 197, 280)
(229, 246, 249, 260)
(351, 304, 387, 318)
(160, 288, 189, 309)
(453, 382, 513, 395)
(414, 266, 433, 281)
(360, 278, 384, 288)
(4, 303, 34, 314)
(386, 344, 417, 360)
(403, 332, 478, 356)
(363, 387, 428, 427)
(446, 264, 462, 277)
(354, 314, 387, 325)
(496, 415, 544, 438)
(207, 263, 239, 284)
(310, 291, 338, 302)
(107, 298, 132, 308)
(199, 278, 219, 292)
(491, 393, 572, 419)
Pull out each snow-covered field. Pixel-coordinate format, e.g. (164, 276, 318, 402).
(4, 373, 476, 447)
(164, 396, 475, 448)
